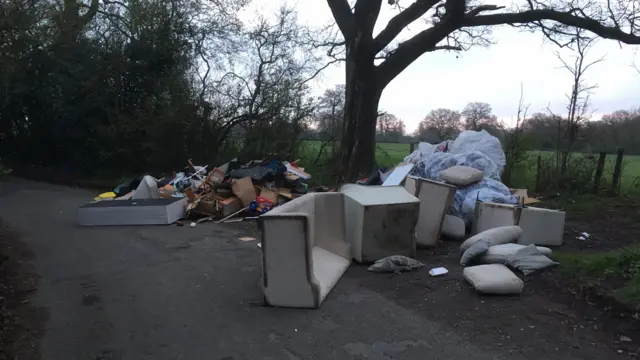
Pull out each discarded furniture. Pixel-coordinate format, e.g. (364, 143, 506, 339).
(131, 175, 162, 200)
(382, 163, 414, 186)
(259, 192, 351, 308)
(341, 184, 420, 263)
(77, 198, 188, 226)
(472, 201, 521, 235)
(517, 207, 566, 246)
(406, 178, 456, 247)
(403, 175, 418, 195)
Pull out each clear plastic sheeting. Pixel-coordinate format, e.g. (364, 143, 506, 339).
(449, 130, 506, 170)
(404, 130, 518, 225)
(410, 151, 501, 181)
(456, 178, 519, 224)
(403, 141, 451, 164)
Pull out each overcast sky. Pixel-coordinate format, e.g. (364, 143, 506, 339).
(243, 1, 640, 131)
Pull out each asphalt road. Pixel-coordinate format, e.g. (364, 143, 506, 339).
(0, 179, 531, 359)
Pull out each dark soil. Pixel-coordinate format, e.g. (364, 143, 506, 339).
(0, 221, 44, 360)
(548, 196, 640, 252)
(348, 240, 640, 359)
(233, 197, 640, 358)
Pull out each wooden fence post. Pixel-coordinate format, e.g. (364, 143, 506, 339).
(611, 148, 624, 195)
(535, 154, 542, 192)
(592, 152, 607, 194)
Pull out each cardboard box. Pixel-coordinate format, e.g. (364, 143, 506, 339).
(219, 196, 243, 217)
(232, 177, 257, 207)
(195, 200, 218, 215)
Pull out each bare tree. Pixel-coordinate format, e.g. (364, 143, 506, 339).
(632, 50, 640, 76)
(325, 0, 640, 180)
(502, 83, 529, 186)
(461, 101, 499, 130)
(417, 108, 462, 141)
(376, 113, 406, 140)
(316, 85, 346, 140)
(208, 7, 328, 156)
(550, 28, 604, 177)
(314, 84, 346, 163)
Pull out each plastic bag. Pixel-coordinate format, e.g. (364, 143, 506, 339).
(410, 151, 501, 181)
(403, 140, 451, 164)
(367, 255, 424, 273)
(449, 130, 506, 170)
(405, 130, 514, 225)
(454, 178, 519, 225)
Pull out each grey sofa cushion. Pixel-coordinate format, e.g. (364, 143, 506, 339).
(460, 225, 522, 252)
(506, 244, 558, 275)
(460, 239, 491, 266)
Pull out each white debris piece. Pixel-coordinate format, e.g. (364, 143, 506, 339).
(429, 267, 449, 276)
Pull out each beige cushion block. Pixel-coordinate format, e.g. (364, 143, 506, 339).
(479, 243, 552, 264)
(464, 264, 524, 294)
(460, 225, 522, 252)
(440, 166, 484, 186)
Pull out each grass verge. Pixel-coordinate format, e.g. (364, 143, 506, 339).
(555, 248, 640, 309)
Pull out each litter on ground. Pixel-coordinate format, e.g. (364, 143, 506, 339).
(75, 130, 567, 307)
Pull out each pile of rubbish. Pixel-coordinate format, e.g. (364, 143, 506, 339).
(90, 157, 319, 224)
(402, 130, 519, 224)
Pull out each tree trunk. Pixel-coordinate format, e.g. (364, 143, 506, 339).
(340, 39, 381, 182)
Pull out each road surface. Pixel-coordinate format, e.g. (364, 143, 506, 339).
(0, 178, 624, 360)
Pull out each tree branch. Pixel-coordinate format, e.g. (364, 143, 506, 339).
(432, 45, 462, 51)
(354, 0, 383, 38)
(79, 0, 99, 26)
(464, 9, 640, 44)
(327, 0, 354, 39)
(466, 5, 505, 17)
(373, 0, 440, 54)
(376, 20, 458, 86)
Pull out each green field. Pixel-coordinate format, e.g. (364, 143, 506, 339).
(301, 141, 640, 193)
(300, 141, 410, 165)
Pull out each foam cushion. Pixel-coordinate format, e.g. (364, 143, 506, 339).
(460, 239, 490, 266)
(506, 244, 558, 276)
(460, 225, 522, 252)
(463, 264, 524, 295)
(440, 166, 484, 186)
(441, 215, 466, 240)
(479, 243, 552, 264)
